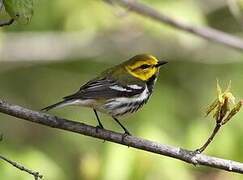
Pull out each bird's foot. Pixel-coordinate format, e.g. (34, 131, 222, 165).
(193, 148, 202, 155)
(95, 125, 106, 142)
(121, 131, 132, 142)
(95, 125, 104, 133)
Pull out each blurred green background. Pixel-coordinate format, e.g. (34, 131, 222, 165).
(1, 0, 243, 179)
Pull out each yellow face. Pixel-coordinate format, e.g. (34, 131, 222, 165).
(125, 55, 160, 81)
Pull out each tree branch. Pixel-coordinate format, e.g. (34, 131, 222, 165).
(0, 123, 42, 179)
(106, 0, 243, 51)
(0, 0, 15, 27)
(0, 154, 43, 180)
(0, 18, 14, 27)
(0, 100, 243, 174)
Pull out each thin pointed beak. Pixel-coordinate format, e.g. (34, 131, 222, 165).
(155, 61, 168, 67)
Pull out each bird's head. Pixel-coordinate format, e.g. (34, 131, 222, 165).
(124, 54, 168, 81)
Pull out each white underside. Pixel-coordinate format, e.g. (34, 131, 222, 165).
(101, 86, 149, 116)
(62, 86, 150, 117)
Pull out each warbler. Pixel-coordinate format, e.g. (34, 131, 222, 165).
(42, 54, 168, 135)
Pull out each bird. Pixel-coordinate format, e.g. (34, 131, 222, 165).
(42, 54, 168, 136)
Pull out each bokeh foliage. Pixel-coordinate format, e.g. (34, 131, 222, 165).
(1, 0, 243, 180)
(3, 0, 33, 24)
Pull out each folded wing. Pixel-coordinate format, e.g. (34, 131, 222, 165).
(63, 78, 145, 100)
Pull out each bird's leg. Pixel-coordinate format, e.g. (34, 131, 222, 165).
(93, 109, 106, 142)
(93, 109, 104, 130)
(112, 117, 132, 140)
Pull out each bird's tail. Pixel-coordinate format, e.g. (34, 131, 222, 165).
(41, 100, 73, 111)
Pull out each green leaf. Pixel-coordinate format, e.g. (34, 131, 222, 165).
(3, 0, 33, 24)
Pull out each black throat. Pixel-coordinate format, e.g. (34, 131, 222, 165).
(146, 74, 157, 93)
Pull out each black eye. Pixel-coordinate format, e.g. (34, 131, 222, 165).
(139, 64, 150, 69)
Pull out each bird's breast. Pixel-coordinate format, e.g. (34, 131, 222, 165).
(99, 86, 151, 117)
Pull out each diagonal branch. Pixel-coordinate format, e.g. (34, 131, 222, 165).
(0, 100, 243, 174)
(105, 0, 243, 51)
(0, 154, 43, 180)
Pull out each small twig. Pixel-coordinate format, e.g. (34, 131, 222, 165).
(196, 80, 242, 154)
(0, 154, 43, 179)
(0, 18, 14, 27)
(0, 1, 16, 27)
(195, 122, 222, 153)
(0, 129, 42, 179)
(195, 99, 228, 154)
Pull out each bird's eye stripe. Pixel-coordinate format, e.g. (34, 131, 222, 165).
(139, 64, 151, 69)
